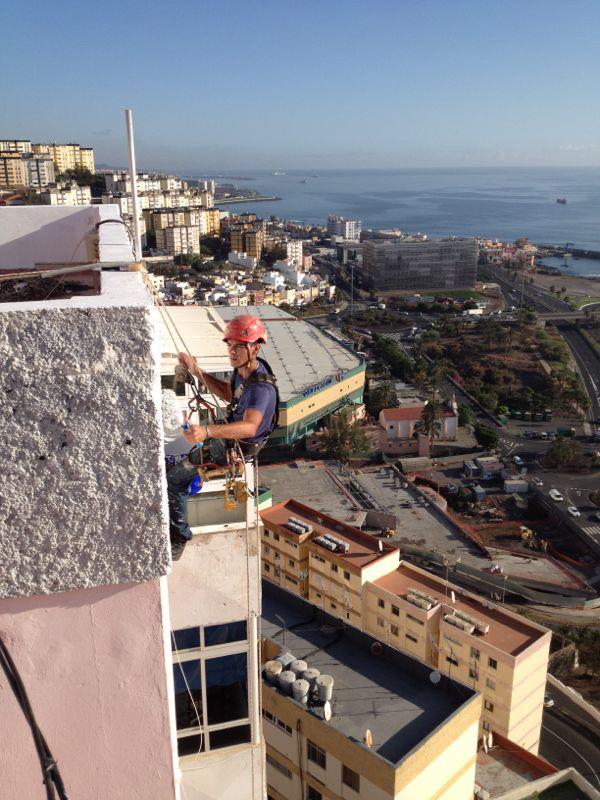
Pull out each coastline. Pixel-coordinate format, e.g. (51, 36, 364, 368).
(214, 195, 281, 205)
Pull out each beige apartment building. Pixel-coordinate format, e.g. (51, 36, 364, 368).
(0, 139, 32, 154)
(0, 153, 27, 187)
(261, 582, 481, 800)
(231, 222, 265, 260)
(155, 224, 200, 255)
(32, 142, 95, 173)
(260, 500, 551, 755)
(40, 183, 92, 206)
(145, 208, 203, 230)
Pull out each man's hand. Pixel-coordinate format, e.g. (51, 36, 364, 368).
(178, 352, 198, 376)
(183, 424, 207, 446)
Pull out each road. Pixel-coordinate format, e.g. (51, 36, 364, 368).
(561, 328, 600, 422)
(540, 707, 600, 790)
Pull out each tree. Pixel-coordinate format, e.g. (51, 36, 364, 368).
(544, 438, 585, 470)
(473, 423, 499, 449)
(367, 380, 398, 418)
(57, 167, 105, 195)
(20, 189, 44, 205)
(420, 396, 443, 449)
(458, 404, 474, 427)
(323, 409, 369, 460)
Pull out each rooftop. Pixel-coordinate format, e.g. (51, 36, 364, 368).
(262, 581, 477, 766)
(157, 305, 231, 374)
(374, 562, 546, 656)
(219, 305, 362, 401)
(475, 734, 556, 798)
(261, 498, 397, 571)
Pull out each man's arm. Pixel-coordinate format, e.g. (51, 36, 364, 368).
(184, 408, 264, 444)
(179, 353, 232, 402)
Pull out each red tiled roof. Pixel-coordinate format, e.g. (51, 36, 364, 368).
(381, 406, 456, 421)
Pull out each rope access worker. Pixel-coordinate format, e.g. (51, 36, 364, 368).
(167, 314, 278, 559)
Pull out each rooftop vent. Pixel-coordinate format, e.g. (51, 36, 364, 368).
(407, 587, 439, 607)
(406, 594, 433, 611)
(444, 614, 475, 634)
(452, 608, 489, 635)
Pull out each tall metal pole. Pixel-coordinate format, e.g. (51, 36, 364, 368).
(350, 262, 354, 318)
(125, 109, 143, 262)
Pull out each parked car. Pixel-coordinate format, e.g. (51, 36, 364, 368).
(543, 692, 554, 709)
(532, 477, 543, 486)
(591, 511, 600, 522)
(512, 456, 524, 467)
(549, 489, 564, 501)
(567, 506, 581, 517)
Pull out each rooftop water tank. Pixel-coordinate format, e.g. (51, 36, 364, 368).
(263, 660, 282, 685)
(302, 668, 321, 689)
(292, 678, 310, 704)
(278, 670, 296, 696)
(290, 659, 307, 677)
(316, 674, 334, 702)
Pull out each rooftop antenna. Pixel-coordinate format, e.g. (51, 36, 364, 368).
(124, 109, 143, 262)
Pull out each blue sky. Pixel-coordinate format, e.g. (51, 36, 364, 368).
(2, 0, 598, 170)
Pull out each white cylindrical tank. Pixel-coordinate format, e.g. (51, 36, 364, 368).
(292, 678, 310, 704)
(278, 670, 296, 695)
(290, 659, 307, 677)
(316, 674, 334, 702)
(263, 660, 282, 685)
(302, 668, 320, 689)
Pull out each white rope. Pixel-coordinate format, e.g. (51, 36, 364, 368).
(170, 630, 204, 757)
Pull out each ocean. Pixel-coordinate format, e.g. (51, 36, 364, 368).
(210, 167, 600, 277)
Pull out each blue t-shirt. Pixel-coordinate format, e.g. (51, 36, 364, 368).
(232, 362, 277, 443)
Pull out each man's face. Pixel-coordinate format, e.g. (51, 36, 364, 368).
(226, 339, 255, 368)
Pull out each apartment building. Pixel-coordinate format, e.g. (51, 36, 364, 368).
(259, 500, 552, 755)
(146, 208, 203, 230)
(40, 182, 92, 205)
(286, 239, 303, 266)
(362, 238, 478, 291)
(156, 224, 200, 255)
(0, 153, 27, 187)
(231, 223, 265, 260)
(0, 138, 32, 153)
(261, 582, 481, 800)
(23, 154, 56, 187)
(327, 214, 362, 240)
(32, 142, 95, 173)
(365, 563, 551, 753)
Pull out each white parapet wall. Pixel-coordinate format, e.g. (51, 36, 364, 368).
(0, 270, 170, 597)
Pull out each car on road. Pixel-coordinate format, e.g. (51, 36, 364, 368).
(512, 456, 525, 466)
(532, 477, 543, 486)
(590, 511, 600, 522)
(567, 506, 581, 517)
(543, 692, 554, 709)
(549, 489, 564, 501)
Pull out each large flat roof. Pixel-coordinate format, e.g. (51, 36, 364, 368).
(219, 305, 362, 401)
(374, 563, 546, 656)
(262, 582, 476, 766)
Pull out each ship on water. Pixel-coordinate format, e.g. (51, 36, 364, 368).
(556, 197, 567, 204)
(273, 171, 286, 176)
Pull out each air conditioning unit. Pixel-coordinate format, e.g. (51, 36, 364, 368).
(407, 594, 433, 611)
(407, 587, 438, 607)
(444, 614, 475, 634)
(453, 609, 489, 634)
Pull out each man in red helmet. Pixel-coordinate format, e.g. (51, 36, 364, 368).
(177, 313, 278, 457)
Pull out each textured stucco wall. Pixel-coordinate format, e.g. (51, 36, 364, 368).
(0, 580, 178, 800)
(0, 272, 170, 598)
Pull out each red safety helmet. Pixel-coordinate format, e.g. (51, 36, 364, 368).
(222, 314, 267, 344)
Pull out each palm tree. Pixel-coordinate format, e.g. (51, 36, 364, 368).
(420, 396, 443, 450)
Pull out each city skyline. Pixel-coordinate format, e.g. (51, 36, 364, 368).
(2, 0, 599, 171)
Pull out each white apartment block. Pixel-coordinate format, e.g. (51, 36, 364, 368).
(24, 155, 56, 188)
(40, 183, 92, 206)
(0, 139, 32, 154)
(286, 239, 303, 266)
(156, 225, 200, 256)
(327, 214, 362, 240)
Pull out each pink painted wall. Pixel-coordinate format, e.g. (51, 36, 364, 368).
(0, 580, 177, 800)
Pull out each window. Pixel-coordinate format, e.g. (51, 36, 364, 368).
(471, 647, 480, 661)
(331, 564, 338, 573)
(391, 604, 400, 616)
(344, 570, 350, 581)
(446, 655, 459, 667)
(264, 563, 270, 572)
(484, 700, 494, 713)
(312, 553, 325, 564)
(406, 633, 418, 643)
(264, 545, 270, 554)
(262, 709, 275, 723)
(285, 575, 298, 585)
(274, 533, 280, 541)
(469, 668, 479, 681)
(171, 621, 251, 756)
(342, 764, 360, 791)
(406, 613, 424, 626)
(331, 602, 337, 610)
(288, 559, 295, 567)
(377, 598, 385, 609)
(486, 678, 496, 690)
(264, 530, 270, 538)
(307, 788, 322, 800)
(307, 740, 326, 769)
(488, 657, 498, 670)
(266, 753, 292, 780)
(391, 624, 399, 636)
(377, 617, 384, 628)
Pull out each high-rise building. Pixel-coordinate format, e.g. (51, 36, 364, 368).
(286, 239, 303, 266)
(327, 214, 362, 240)
(156, 224, 200, 255)
(230, 222, 265, 261)
(32, 142, 95, 174)
(361, 238, 478, 291)
(23, 154, 56, 187)
(0, 153, 27, 187)
(40, 183, 92, 205)
(260, 499, 552, 754)
(0, 139, 32, 154)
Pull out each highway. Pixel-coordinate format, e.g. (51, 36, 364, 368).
(540, 707, 600, 790)
(561, 328, 600, 422)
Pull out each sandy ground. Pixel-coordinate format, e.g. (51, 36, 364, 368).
(529, 270, 600, 298)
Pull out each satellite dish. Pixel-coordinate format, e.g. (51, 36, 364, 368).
(323, 701, 332, 722)
(429, 670, 442, 686)
(364, 729, 373, 748)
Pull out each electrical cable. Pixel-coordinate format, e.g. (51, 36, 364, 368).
(0, 635, 69, 800)
(170, 631, 204, 757)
